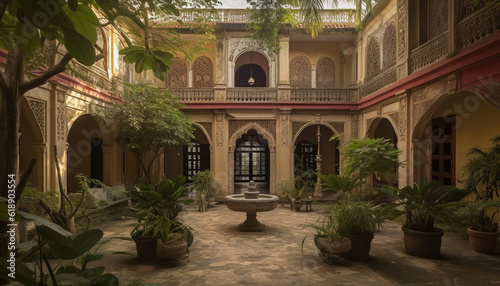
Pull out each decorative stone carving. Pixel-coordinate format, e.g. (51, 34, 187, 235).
(327, 122, 345, 135)
(413, 99, 436, 130)
(462, 0, 488, 19)
(361, 66, 397, 98)
(387, 112, 399, 133)
(229, 120, 276, 140)
(409, 32, 448, 73)
(292, 122, 308, 139)
(366, 38, 381, 79)
(366, 118, 376, 131)
(192, 56, 213, 88)
(377, 107, 382, 118)
(171, 89, 214, 102)
(429, 0, 448, 40)
(383, 23, 397, 69)
(215, 114, 224, 147)
(397, 0, 407, 62)
(280, 114, 289, 147)
(290, 55, 311, 88)
(66, 108, 77, 126)
(56, 91, 66, 142)
(457, 2, 499, 49)
(27, 99, 46, 140)
(399, 96, 407, 142)
(316, 57, 335, 88)
(397, 63, 407, 80)
(228, 38, 273, 62)
(351, 114, 359, 138)
(199, 122, 213, 141)
(94, 27, 107, 71)
(167, 57, 188, 88)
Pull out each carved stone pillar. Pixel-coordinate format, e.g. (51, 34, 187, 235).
(49, 83, 68, 192)
(278, 109, 292, 184)
(31, 142, 47, 192)
(214, 111, 229, 194)
(215, 34, 226, 88)
(396, 0, 409, 80)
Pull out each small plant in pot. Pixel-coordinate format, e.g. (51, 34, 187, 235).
(127, 176, 192, 261)
(330, 198, 381, 261)
(302, 212, 351, 264)
(192, 170, 222, 212)
(379, 178, 469, 258)
(461, 135, 500, 254)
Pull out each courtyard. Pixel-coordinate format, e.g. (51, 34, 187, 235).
(94, 203, 500, 286)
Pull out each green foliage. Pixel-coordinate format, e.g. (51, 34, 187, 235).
(302, 211, 343, 245)
(329, 198, 381, 236)
(102, 83, 194, 182)
(318, 173, 359, 199)
(342, 137, 401, 184)
(379, 178, 469, 232)
(461, 135, 500, 202)
(0, 201, 120, 285)
(18, 186, 59, 217)
(127, 176, 193, 242)
(191, 170, 222, 198)
(462, 201, 500, 232)
(294, 154, 316, 196)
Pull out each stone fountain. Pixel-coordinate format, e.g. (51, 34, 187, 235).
(225, 181, 279, 231)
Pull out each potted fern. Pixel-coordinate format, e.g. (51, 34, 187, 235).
(331, 198, 381, 261)
(462, 135, 500, 253)
(380, 178, 469, 258)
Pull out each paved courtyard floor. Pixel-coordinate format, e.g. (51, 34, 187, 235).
(95, 203, 500, 286)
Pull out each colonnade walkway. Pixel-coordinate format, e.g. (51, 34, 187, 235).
(94, 204, 500, 286)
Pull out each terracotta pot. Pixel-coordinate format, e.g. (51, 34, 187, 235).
(132, 235, 159, 261)
(156, 234, 187, 259)
(294, 200, 302, 211)
(314, 236, 351, 254)
(343, 232, 374, 261)
(402, 227, 444, 258)
(467, 227, 499, 254)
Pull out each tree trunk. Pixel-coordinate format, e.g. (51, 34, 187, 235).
(0, 50, 24, 285)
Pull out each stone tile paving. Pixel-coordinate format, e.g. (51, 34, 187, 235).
(94, 204, 500, 286)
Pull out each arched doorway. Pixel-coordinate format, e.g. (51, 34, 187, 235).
(234, 129, 270, 194)
(234, 51, 269, 87)
(367, 118, 398, 186)
(67, 114, 103, 192)
(294, 125, 339, 176)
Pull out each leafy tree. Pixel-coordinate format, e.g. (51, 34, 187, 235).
(0, 0, 216, 274)
(247, 0, 379, 53)
(103, 84, 194, 183)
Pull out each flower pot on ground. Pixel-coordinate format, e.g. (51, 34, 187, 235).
(461, 135, 500, 254)
(157, 232, 188, 260)
(331, 198, 381, 261)
(294, 200, 303, 211)
(379, 178, 469, 258)
(126, 176, 193, 261)
(132, 234, 159, 261)
(302, 212, 351, 264)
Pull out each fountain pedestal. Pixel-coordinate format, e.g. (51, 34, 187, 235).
(225, 181, 279, 231)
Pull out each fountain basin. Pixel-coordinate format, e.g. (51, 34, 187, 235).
(225, 183, 279, 231)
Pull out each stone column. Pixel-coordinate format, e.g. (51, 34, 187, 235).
(397, 90, 410, 187)
(31, 142, 47, 193)
(411, 139, 431, 184)
(214, 34, 227, 100)
(277, 35, 290, 101)
(214, 111, 229, 194)
(49, 83, 69, 192)
(277, 109, 292, 187)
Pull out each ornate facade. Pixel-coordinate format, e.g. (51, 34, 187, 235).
(8, 0, 500, 199)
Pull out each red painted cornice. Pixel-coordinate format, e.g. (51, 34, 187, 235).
(182, 101, 358, 110)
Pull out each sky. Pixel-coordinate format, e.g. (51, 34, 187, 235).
(217, 0, 355, 9)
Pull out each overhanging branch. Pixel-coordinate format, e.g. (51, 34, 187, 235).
(19, 53, 73, 94)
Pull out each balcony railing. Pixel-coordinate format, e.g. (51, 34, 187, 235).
(409, 32, 449, 73)
(227, 88, 277, 102)
(171, 87, 357, 103)
(360, 66, 397, 98)
(156, 9, 356, 25)
(291, 88, 357, 102)
(457, 2, 500, 50)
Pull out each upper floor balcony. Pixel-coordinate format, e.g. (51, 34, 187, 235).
(170, 87, 358, 105)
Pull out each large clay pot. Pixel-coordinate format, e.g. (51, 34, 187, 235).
(132, 234, 159, 261)
(402, 227, 444, 258)
(314, 236, 351, 254)
(156, 233, 187, 260)
(467, 228, 499, 254)
(343, 232, 374, 261)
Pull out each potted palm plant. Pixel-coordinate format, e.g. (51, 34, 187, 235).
(302, 212, 351, 264)
(462, 135, 500, 253)
(331, 198, 381, 261)
(127, 176, 193, 261)
(379, 178, 469, 258)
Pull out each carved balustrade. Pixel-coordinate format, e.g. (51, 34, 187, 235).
(291, 88, 357, 102)
(170, 88, 214, 102)
(457, 2, 500, 50)
(227, 88, 277, 102)
(409, 32, 449, 73)
(157, 9, 356, 24)
(360, 66, 397, 98)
